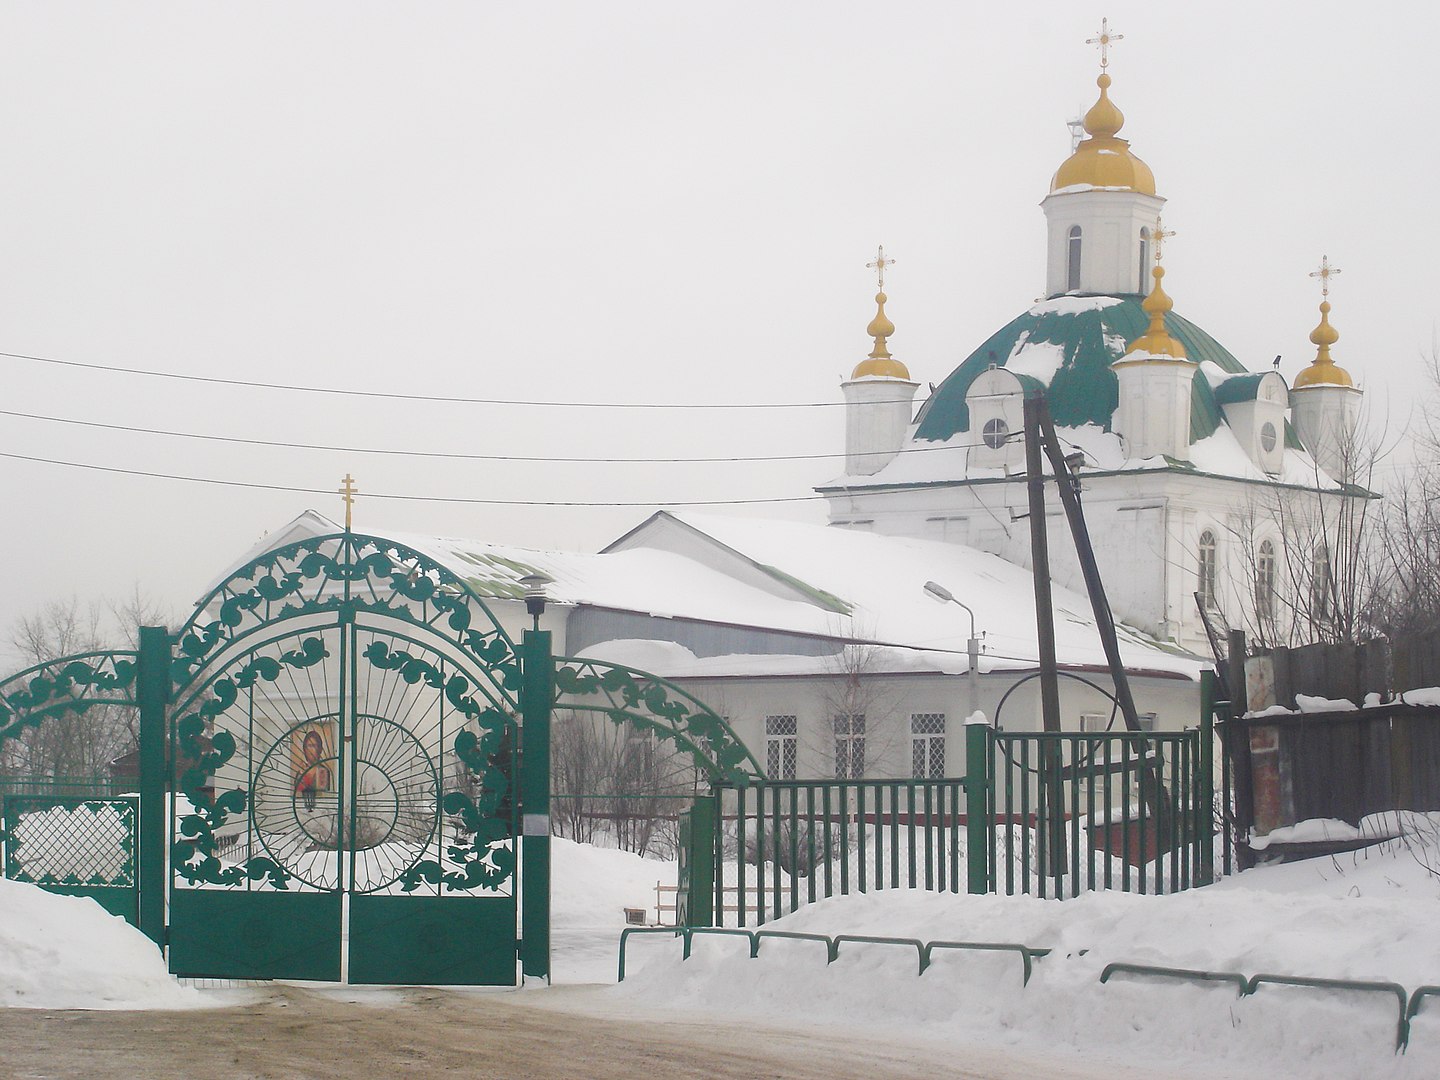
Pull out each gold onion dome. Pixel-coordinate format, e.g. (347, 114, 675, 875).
(1050, 73, 1156, 195)
(851, 290, 911, 379)
(1123, 266, 1187, 359)
(1293, 301, 1354, 388)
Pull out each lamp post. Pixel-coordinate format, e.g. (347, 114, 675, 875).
(923, 580, 982, 720)
(519, 573, 554, 631)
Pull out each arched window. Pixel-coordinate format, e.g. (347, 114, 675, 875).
(1197, 530, 1218, 610)
(1067, 226, 1083, 292)
(1255, 540, 1276, 621)
(1138, 227, 1150, 294)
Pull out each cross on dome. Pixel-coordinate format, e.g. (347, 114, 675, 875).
(1152, 217, 1176, 263)
(1086, 17, 1124, 70)
(867, 245, 895, 291)
(1310, 255, 1341, 298)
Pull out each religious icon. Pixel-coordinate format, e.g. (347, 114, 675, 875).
(292, 723, 336, 812)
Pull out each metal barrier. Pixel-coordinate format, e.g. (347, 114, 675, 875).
(710, 775, 973, 927)
(990, 728, 1211, 898)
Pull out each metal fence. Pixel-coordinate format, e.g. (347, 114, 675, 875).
(0, 775, 128, 799)
(707, 776, 980, 926)
(681, 718, 1215, 927)
(989, 729, 1213, 897)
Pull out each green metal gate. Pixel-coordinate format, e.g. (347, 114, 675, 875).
(2, 795, 139, 924)
(165, 533, 526, 985)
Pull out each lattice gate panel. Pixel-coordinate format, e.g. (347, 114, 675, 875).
(1, 796, 139, 924)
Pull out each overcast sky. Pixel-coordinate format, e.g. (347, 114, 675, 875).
(2, 1, 1436, 658)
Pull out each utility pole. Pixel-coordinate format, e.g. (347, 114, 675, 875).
(1022, 393, 1066, 880)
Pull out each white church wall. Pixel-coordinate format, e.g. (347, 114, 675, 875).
(1041, 188, 1164, 297)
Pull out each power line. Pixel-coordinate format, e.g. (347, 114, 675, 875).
(0, 408, 984, 464)
(2, 349, 923, 410)
(0, 450, 834, 507)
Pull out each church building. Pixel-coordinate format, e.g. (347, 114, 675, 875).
(821, 37, 1367, 656)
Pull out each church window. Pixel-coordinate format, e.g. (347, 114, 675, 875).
(1197, 530, 1218, 610)
(1138, 227, 1150, 293)
(982, 417, 1010, 449)
(911, 713, 946, 778)
(1259, 421, 1278, 454)
(1255, 540, 1276, 621)
(765, 715, 797, 780)
(1067, 226, 1083, 291)
(834, 714, 865, 780)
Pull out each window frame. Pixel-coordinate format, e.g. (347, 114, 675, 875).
(910, 713, 946, 779)
(1197, 529, 1219, 611)
(1067, 226, 1083, 292)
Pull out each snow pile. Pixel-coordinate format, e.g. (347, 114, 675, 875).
(615, 831, 1440, 1078)
(0, 879, 200, 1010)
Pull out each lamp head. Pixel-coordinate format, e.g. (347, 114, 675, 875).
(923, 580, 955, 604)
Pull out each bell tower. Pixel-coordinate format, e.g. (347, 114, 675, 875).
(1040, 20, 1165, 297)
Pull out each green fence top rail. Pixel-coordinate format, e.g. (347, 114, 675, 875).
(1245, 973, 1411, 1052)
(926, 941, 1050, 985)
(1100, 962, 1248, 996)
(1408, 986, 1440, 1021)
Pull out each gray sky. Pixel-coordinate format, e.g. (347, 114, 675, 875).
(2, 1, 1436, 657)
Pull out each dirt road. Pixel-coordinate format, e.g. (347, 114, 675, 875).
(0, 984, 1201, 1080)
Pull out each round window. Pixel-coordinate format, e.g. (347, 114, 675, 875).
(982, 418, 1010, 450)
(1260, 422, 1278, 453)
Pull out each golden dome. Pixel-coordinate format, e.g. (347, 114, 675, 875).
(1121, 266, 1187, 360)
(1293, 301, 1354, 388)
(851, 290, 912, 380)
(1050, 73, 1157, 195)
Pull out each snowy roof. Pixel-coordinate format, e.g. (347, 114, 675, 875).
(228, 511, 1203, 682)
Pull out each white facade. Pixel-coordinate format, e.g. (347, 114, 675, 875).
(1111, 356, 1198, 463)
(1291, 383, 1364, 483)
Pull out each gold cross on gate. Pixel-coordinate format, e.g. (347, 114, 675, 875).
(867, 245, 895, 291)
(338, 473, 359, 531)
(1152, 217, 1176, 263)
(1087, 17, 1124, 70)
(1310, 254, 1341, 298)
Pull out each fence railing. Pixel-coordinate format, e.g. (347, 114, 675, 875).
(682, 716, 1214, 927)
(707, 776, 975, 927)
(0, 775, 128, 799)
(989, 728, 1212, 897)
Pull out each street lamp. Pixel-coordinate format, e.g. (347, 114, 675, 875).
(923, 580, 982, 720)
(518, 573, 554, 631)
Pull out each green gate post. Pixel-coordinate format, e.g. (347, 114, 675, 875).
(678, 793, 717, 927)
(965, 720, 992, 894)
(519, 629, 553, 981)
(1198, 670, 1217, 886)
(136, 625, 170, 948)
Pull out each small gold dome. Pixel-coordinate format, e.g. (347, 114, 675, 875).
(1050, 73, 1156, 195)
(1293, 301, 1354, 388)
(851, 290, 912, 380)
(1121, 266, 1187, 359)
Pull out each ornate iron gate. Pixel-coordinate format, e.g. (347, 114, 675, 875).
(2, 795, 140, 924)
(165, 534, 524, 985)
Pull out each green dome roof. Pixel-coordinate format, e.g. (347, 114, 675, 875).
(914, 297, 1252, 446)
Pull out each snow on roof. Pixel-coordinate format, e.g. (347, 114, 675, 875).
(1027, 296, 1128, 317)
(225, 512, 1201, 680)
(652, 512, 1201, 678)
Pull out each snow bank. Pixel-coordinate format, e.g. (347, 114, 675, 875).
(615, 836, 1440, 1078)
(0, 879, 200, 1010)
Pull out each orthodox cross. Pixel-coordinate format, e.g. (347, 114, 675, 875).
(867, 245, 895, 291)
(1087, 17, 1123, 69)
(338, 473, 359, 531)
(1310, 254, 1341, 298)
(1152, 217, 1176, 263)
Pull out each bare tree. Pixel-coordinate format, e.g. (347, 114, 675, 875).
(550, 710, 700, 857)
(813, 636, 905, 780)
(3, 590, 176, 784)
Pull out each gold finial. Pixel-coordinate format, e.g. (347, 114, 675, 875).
(1086, 17, 1124, 70)
(850, 246, 910, 380)
(1309, 254, 1341, 298)
(1123, 224, 1187, 360)
(339, 473, 359, 531)
(867, 245, 895, 291)
(1295, 256, 1353, 388)
(1152, 216, 1176, 264)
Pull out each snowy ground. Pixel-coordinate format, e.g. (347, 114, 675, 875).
(5, 831, 1440, 1077)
